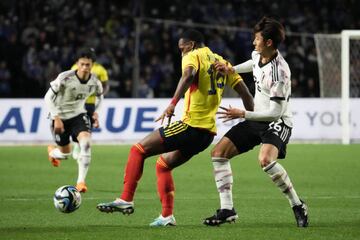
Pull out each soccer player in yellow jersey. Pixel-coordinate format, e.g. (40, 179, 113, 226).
(97, 29, 254, 226)
(70, 48, 109, 159)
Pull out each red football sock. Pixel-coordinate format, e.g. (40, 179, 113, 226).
(120, 144, 146, 202)
(156, 156, 174, 217)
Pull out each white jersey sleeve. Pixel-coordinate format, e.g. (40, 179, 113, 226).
(233, 59, 253, 73)
(244, 51, 293, 126)
(44, 71, 71, 118)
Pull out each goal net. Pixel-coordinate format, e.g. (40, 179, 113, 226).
(315, 32, 360, 98)
(314, 30, 360, 144)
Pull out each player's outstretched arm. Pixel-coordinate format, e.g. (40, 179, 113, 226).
(233, 60, 253, 73)
(155, 66, 196, 125)
(244, 99, 284, 122)
(217, 105, 245, 122)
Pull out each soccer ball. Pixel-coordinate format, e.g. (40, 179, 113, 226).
(53, 185, 82, 213)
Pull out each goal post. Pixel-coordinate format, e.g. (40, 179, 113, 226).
(315, 30, 360, 144)
(341, 30, 360, 144)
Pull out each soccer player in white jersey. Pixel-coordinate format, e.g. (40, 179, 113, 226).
(44, 48, 103, 193)
(203, 17, 308, 227)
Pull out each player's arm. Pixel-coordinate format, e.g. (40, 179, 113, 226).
(44, 76, 64, 133)
(155, 66, 196, 124)
(233, 60, 253, 73)
(215, 60, 253, 74)
(244, 99, 284, 121)
(219, 78, 287, 122)
(92, 81, 104, 128)
(101, 81, 110, 96)
(233, 81, 254, 111)
(218, 100, 284, 122)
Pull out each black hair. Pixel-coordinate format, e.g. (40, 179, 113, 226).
(180, 29, 204, 45)
(254, 17, 285, 48)
(76, 48, 96, 62)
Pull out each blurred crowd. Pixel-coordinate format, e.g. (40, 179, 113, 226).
(0, 0, 359, 98)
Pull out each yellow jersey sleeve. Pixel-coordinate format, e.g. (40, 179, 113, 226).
(181, 52, 198, 73)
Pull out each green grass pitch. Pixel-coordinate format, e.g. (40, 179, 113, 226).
(0, 144, 359, 240)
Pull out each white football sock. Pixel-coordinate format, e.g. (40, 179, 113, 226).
(72, 142, 80, 160)
(50, 148, 71, 159)
(77, 138, 91, 184)
(263, 161, 301, 207)
(212, 157, 233, 210)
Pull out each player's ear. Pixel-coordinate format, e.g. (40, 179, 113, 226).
(266, 39, 273, 48)
(191, 41, 196, 50)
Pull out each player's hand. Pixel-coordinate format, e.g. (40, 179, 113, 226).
(92, 112, 99, 128)
(217, 105, 245, 122)
(214, 62, 234, 75)
(155, 104, 175, 126)
(53, 116, 64, 134)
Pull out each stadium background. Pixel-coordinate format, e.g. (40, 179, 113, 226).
(0, 1, 360, 240)
(1, 0, 359, 99)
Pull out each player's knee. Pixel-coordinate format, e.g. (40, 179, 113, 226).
(130, 143, 146, 156)
(211, 146, 226, 158)
(258, 155, 273, 168)
(79, 138, 91, 161)
(211, 140, 238, 159)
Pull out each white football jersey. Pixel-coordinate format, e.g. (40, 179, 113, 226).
(47, 70, 103, 120)
(251, 50, 292, 127)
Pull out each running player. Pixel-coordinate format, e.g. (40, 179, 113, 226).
(45, 48, 103, 193)
(70, 49, 109, 159)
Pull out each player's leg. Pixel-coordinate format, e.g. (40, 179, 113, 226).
(97, 129, 166, 214)
(260, 121, 308, 227)
(73, 104, 95, 160)
(48, 144, 72, 167)
(150, 123, 214, 226)
(212, 137, 239, 210)
(150, 150, 188, 227)
(120, 129, 167, 201)
(260, 144, 308, 227)
(48, 120, 72, 167)
(75, 131, 92, 193)
(203, 137, 239, 226)
(259, 144, 302, 205)
(204, 121, 259, 226)
(62, 113, 92, 192)
(72, 142, 80, 160)
(120, 121, 197, 203)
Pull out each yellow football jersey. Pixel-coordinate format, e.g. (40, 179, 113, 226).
(71, 62, 108, 104)
(181, 47, 242, 134)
